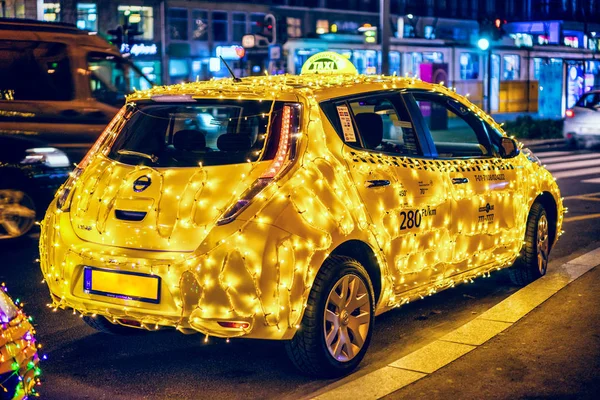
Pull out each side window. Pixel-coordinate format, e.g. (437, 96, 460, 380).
(413, 93, 491, 158)
(328, 94, 420, 156)
(576, 93, 600, 109)
(0, 40, 73, 101)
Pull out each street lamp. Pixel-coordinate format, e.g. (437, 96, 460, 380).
(478, 37, 492, 113)
(478, 38, 490, 51)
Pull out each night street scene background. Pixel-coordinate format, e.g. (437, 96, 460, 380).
(1, 0, 600, 399)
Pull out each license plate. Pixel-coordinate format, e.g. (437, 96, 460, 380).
(83, 267, 161, 304)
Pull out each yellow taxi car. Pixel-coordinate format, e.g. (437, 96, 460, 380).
(40, 52, 564, 377)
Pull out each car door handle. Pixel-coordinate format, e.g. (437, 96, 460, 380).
(365, 180, 391, 188)
(452, 177, 469, 185)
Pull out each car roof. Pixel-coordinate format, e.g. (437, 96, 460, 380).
(127, 73, 505, 136)
(129, 74, 459, 103)
(0, 18, 117, 52)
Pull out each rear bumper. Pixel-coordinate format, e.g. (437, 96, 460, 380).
(40, 208, 300, 340)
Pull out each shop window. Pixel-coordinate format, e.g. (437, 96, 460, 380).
(0, 41, 73, 101)
(118, 6, 154, 40)
(502, 54, 520, 80)
(316, 19, 328, 35)
(459, 52, 479, 80)
(192, 10, 208, 41)
(168, 8, 188, 41)
(423, 52, 443, 63)
(169, 59, 189, 84)
(353, 50, 378, 75)
(389, 51, 401, 75)
(213, 11, 228, 42)
(232, 12, 246, 42)
(43, 2, 60, 21)
(76, 3, 97, 32)
(286, 17, 302, 38)
(0, 0, 25, 18)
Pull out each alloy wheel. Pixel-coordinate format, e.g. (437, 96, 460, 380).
(324, 274, 371, 362)
(0, 189, 36, 239)
(537, 213, 549, 275)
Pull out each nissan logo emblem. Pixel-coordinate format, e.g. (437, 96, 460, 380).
(133, 175, 152, 192)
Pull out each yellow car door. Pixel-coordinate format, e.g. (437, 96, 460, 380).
(325, 92, 454, 301)
(409, 91, 520, 276)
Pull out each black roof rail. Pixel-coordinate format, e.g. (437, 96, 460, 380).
(0, 18, 85, 34)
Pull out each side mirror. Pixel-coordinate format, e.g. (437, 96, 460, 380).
(500, 137, 519, 158)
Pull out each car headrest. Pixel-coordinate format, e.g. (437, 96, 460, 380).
(354, 113, 383, 150)
(217, 133, 253, 152)
(173, 129, 206, 151)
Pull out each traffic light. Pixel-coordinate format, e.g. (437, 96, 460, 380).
(478, 18, 506, 43)
(492, 18, 506, 41)
(262, 14, 276, 45)
(107, 26, 124, 48)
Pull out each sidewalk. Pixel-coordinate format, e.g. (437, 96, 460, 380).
(384, 265, 600, 400)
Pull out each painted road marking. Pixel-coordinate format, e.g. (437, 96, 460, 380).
(545, 158, 600, 172)
(388, 341, 475, 374)
(534, 151, 576, 158)
(564, 192, 600, 200)
(563, 213, 600, 223)
(582, 177, 600, 184)
(551, 166, 600, 179)
(313, 367, 425, 400)
(311, 247, 600, 400)
(539, 153, 599, 164)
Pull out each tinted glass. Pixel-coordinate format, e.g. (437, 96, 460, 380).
(0, 40, 73, 101)
(168, 8, 188, 40)
(576, 93, 600, 108)
(348, 96, 420, 155)
(107, 100, 284, 167)
(414, 93, 490, 158)
(88, 53, 152, 105)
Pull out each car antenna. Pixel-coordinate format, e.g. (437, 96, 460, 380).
(220, 56, 241, 82)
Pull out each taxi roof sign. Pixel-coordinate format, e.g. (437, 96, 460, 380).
(300, 51, 358, 75)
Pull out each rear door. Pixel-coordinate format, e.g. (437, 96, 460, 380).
(323, 91, 454, 298)
(407, 91, 519, 275)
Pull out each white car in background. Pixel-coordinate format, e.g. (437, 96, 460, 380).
(564, 90, 600, 148)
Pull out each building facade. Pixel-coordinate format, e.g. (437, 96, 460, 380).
(6, 0, 600, 117)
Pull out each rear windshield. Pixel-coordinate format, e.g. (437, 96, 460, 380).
(106, 100, 285, 167)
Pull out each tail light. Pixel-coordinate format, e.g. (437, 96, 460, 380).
(55, 107, 129, 211)
(565, 109, 575, 118)
(217, 103, 301, 226)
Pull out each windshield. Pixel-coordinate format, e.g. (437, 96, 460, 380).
(88, 52, 153, 106)
(106, 100, 286, 167)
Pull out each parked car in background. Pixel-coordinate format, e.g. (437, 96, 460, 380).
(0, 18, 153, 163)
(0, 135, 70, 239)
(564, 90, 600, 148)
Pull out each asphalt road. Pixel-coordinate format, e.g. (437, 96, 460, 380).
(1, 143, 599, 400)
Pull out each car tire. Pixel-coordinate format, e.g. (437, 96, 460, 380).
(82, 315, 144, 335)
(0, 188, 37, 239)
(509, 202, 550, 286)
(285, 256, 375, 378)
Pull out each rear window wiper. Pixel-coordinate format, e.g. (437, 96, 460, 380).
(117, 149, 158, 163)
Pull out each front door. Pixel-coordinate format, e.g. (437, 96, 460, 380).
(409, 91, 518, 276)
